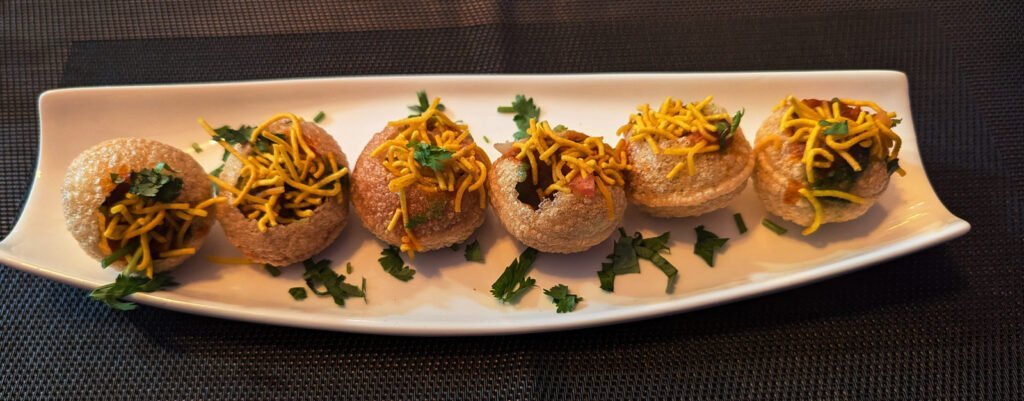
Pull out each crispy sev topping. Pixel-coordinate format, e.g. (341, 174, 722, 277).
(199, 113, 349, 233)
(372, 97, 490, 257)
(98, 169, 223, 278)
(758, 96, 905, 235)
(617, 96, 735, 178)
(515, 119, 630, 219)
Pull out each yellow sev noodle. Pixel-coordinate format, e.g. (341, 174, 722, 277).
(616, 95, 729, 178)
(98, 184, 224, 278)
(372, 98, 490, 257)
(199, 113, 349, 233)
(760, 96, 905, 235)
(515, 119, 630, 219)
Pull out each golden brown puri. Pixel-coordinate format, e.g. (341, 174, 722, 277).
(488, 154, 626, 253)
(625, 125, 754, 217)
(351, 126, 485, 251)
(618, 98, 754, 218)
(62, 137, 213, 272)
(215, 120, 349, 266)
(753, 107, 890, 228)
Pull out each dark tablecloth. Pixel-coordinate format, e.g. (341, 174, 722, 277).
(2, 1, 1021, 400)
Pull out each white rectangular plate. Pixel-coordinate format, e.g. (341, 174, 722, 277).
(0, 71, 969, 336)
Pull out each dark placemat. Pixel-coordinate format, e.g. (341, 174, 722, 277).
(2, 1, 1022, 400)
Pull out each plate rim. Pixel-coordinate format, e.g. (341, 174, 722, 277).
(0, 70, 971, 336)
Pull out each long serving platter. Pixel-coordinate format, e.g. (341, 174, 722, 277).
(0, 72, 969, 335)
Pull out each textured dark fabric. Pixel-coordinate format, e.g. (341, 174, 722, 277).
(2, 1, 1022, 400)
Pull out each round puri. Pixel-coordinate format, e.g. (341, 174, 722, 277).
(487, 154, 626, 254)
(625, 114, 754, 217)
(216, 120, 349, 266)
(62, 137, 213, 272)
(753, 108, 890, 227)
(350, 126, 486, 251)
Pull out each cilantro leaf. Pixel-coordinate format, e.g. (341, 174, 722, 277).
(819, 120, 849, 135)
(378, 246, 416, 281)
(89, 272, 178, 310)
(890, 118, 902, 128)
(301, 258, 365, 306)
(491, 247, 539, 303)
(408, 140, 452, 172)
(694, 225, 729, 267)
(464, 239, 483, 263)
(129, 165, 184, 202)
(289, 287, 307, 300)
(715, 109, 745, 152)
(212, 125, 254, 161)
(191, 143, 203, 153)
(408, 90, 445, 116)
(346, 262, 353, 274)
(313, 111, 326, 123)
(264, 264, 281, 277)
(498, 95, 541, 141)
(544, 284, 583, 313)
(610, 228, 640, 274)
(599, 229, 677, 293)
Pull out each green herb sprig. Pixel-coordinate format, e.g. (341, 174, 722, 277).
(301, 258, 365, 306)
(89, 272, 178, 310)
(378, 246, 416, 281)
(599, 229, 677, 293)
(464, 239, 483, 263)
(491, 247, 539, 303)
(497, 95, 541, 141)
(544, 284, 583, 313)
(693, 225, 728, 267)
(408, 90, 445, 116)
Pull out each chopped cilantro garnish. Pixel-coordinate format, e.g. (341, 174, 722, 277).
(212, 125, 254, 161)
(408, 140, 452, 172)
(498, 95, 541, 141)
(288, 287, 307, 300)
(464, 239, 483, 263)
(264, 264, 282, 277)
(405, 214, 428, 229)
(890, 118, 902, 128)
(129, 164, 184, 202)
(378, 246, 416, 281)
(313, 111, 326, 123)
(408, 90, 445, 116)
(301, 258, 365, 306)
(191, 142, 203, 153)
(599, 229, 677, 293)
(761, 218, 788, 235)
(346, 262, 353, 274)
(491, 247, 538, 303)
(734, 213, 748, 234)
(715, 109, 745, 152)
(693, 225, 728, 267)
(553, 124, 567, 132)
(819, 120, 849, 135)
(100, 238, 139, 268)
(887, 158, 902, 175)
(89, 272, 178, 310)
(483, 135, 490, 144)
(544, 284, 583, 313)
